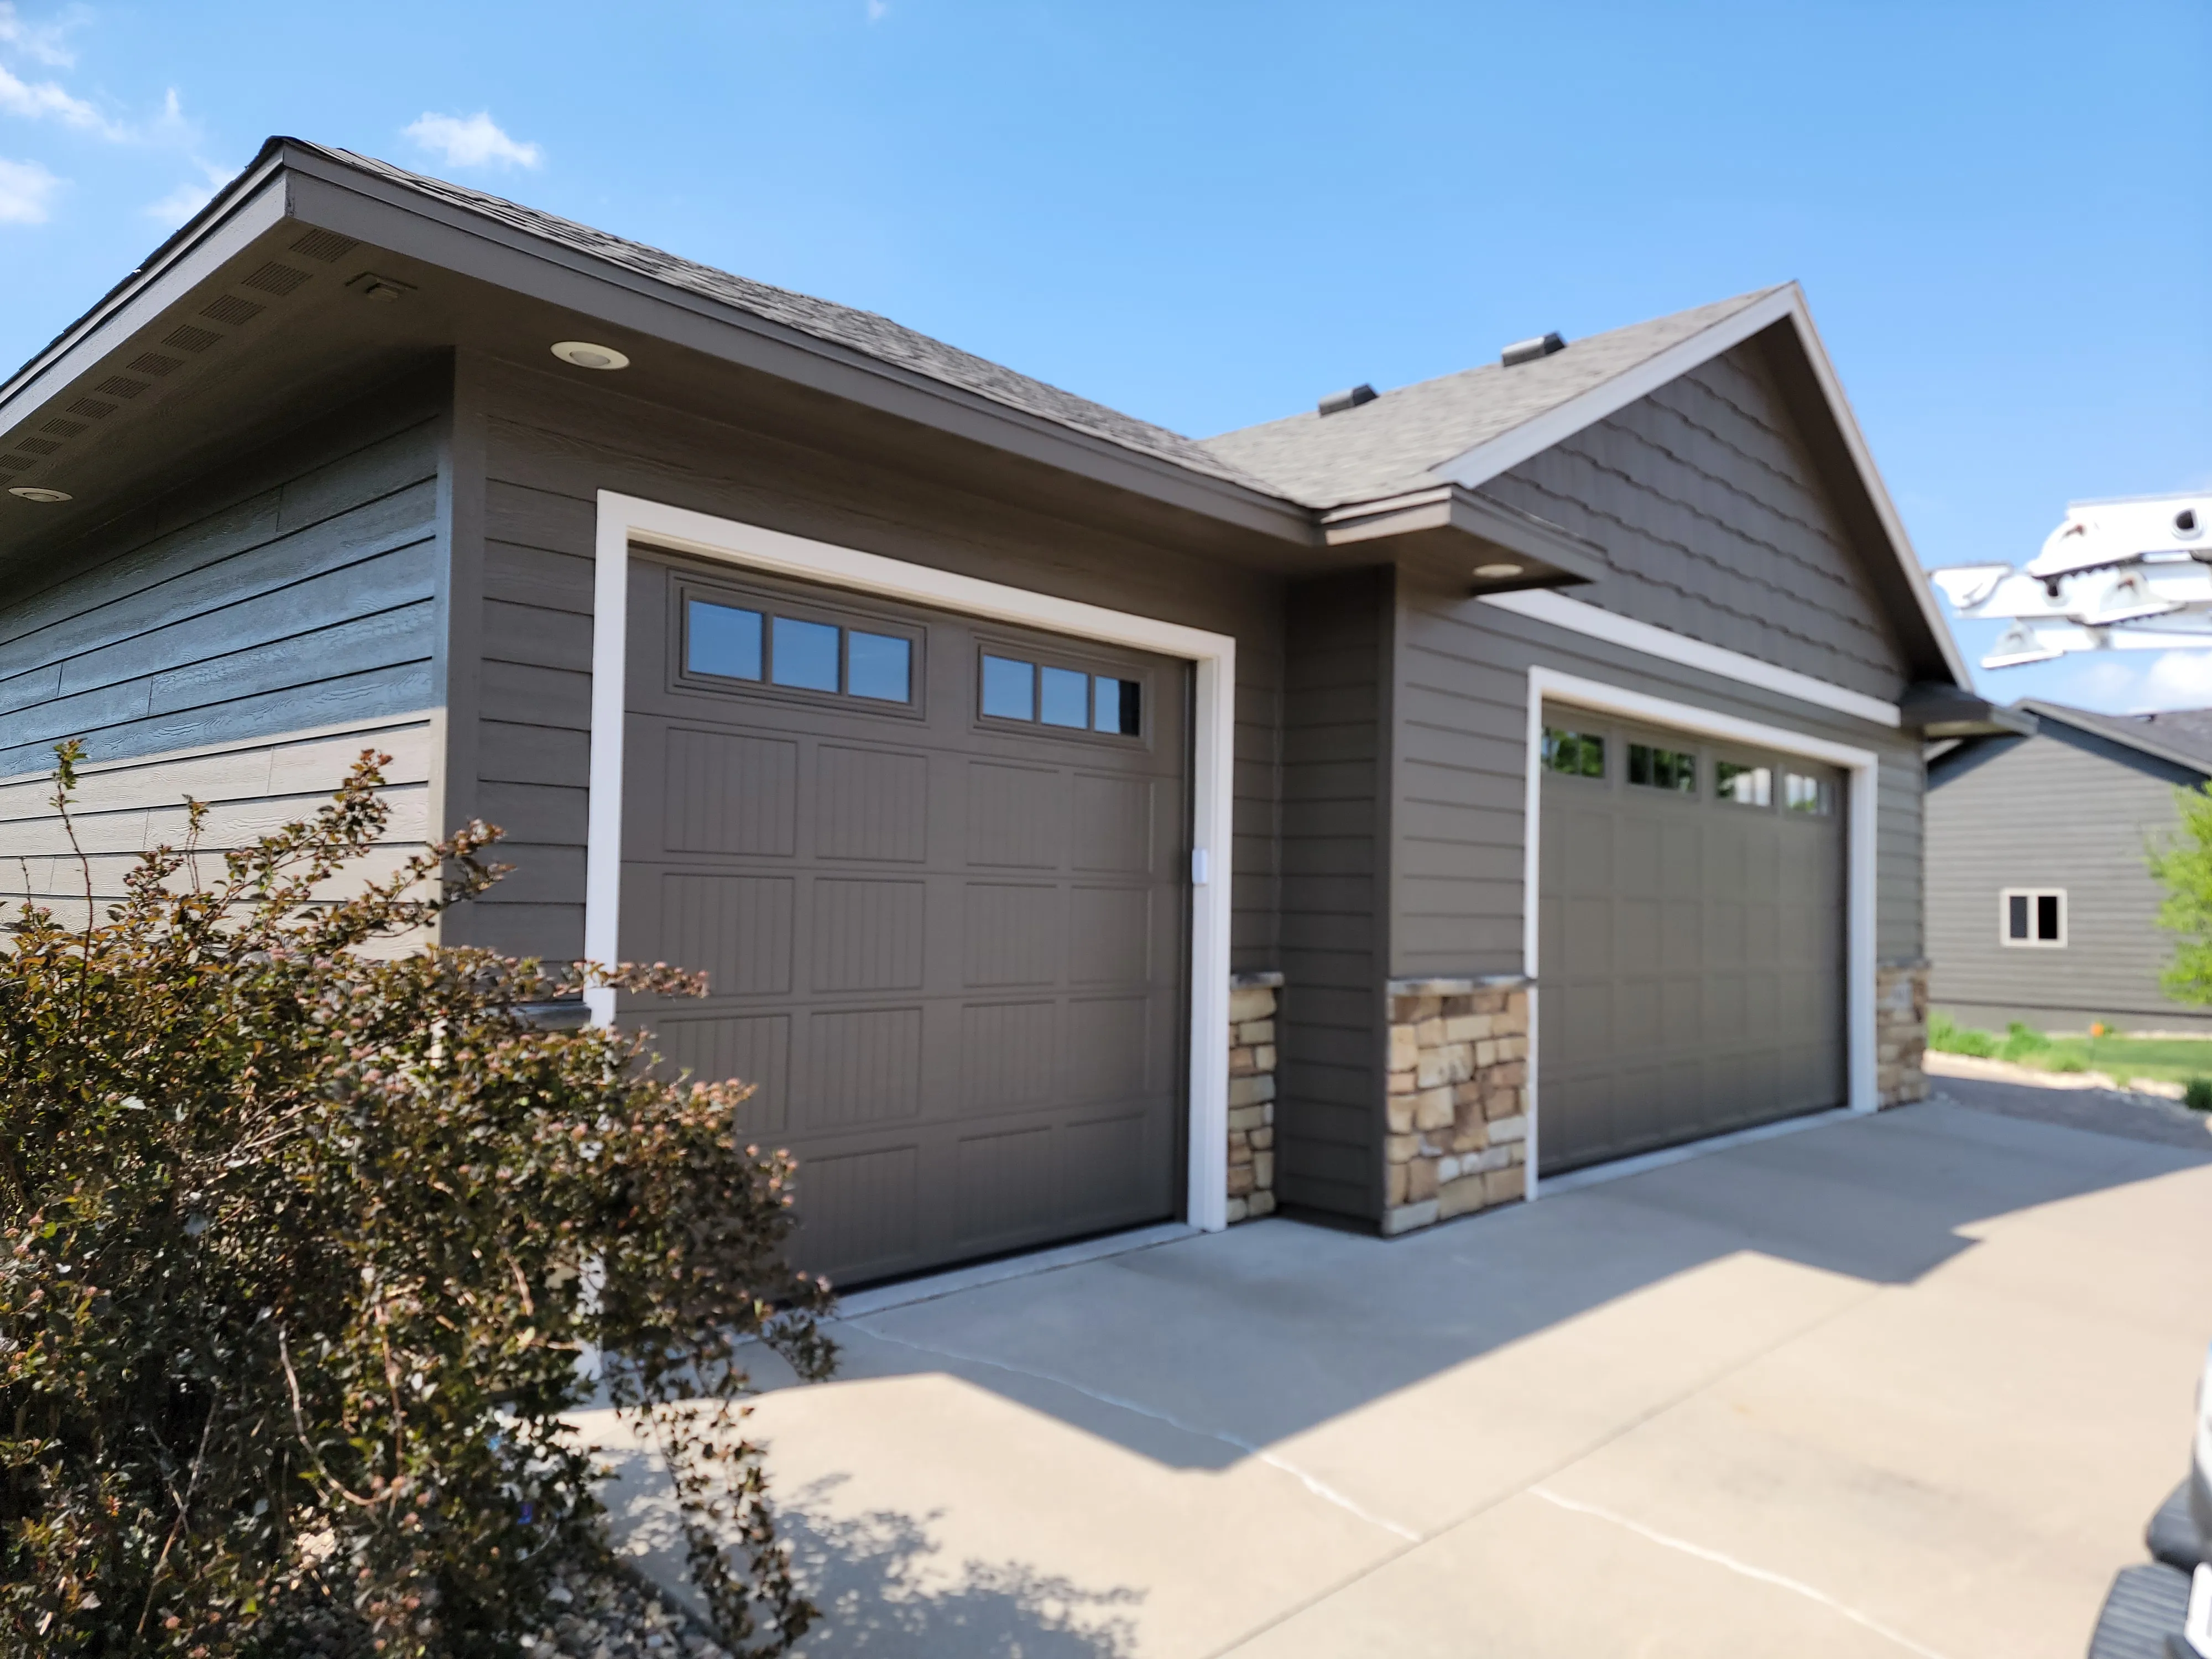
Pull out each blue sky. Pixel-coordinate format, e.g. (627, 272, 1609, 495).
(1, 1, 2205, 709)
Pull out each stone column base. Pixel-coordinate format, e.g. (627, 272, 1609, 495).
(1227, 972, 1282, 1223)
(1877, 958, 1929, 1108)
(1381, 978, 1530, 1236)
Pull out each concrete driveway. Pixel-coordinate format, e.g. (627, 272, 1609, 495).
(588, 1095, 2212, 1658)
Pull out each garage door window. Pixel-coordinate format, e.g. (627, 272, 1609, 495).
(685, 597, 914, 705)
(1542, 726, 1606, 779)
(1627, 742, 1697, 792)
(982, 652, 1142, 737)
(1783, 771, 1833, 815)
(1716, 761, 1771, 807)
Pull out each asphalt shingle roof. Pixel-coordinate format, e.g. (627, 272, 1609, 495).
(1198, 289, 1785, 509)
(2028, 701, 2212, 774)
(293, 141, 1279, 495)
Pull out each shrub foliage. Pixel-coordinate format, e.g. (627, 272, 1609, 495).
(0, 747, 834, 1657)
(2153, 781, 2212, 1005)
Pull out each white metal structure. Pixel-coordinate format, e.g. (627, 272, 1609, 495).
(1929, 492, 2212, 669)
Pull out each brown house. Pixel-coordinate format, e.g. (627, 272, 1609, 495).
(0, 139, 1999, 1286)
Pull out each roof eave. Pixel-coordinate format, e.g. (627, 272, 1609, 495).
(1320, 483, 1608, 591)
(2018, 700, 2212, 776)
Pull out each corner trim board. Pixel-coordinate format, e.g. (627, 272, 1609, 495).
(1480, 588, 1902, 728)
(1520, 666, 1881, 1201)
(583, 490, 1238, 1234)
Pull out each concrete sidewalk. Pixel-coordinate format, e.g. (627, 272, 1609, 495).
(581, 1099, 2212, 1658)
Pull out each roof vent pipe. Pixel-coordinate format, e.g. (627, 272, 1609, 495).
(1501, 332, 1567, 366)
(1317, 383, 1378, 416)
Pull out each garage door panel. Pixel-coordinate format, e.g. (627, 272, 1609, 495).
(1539, 705, 1844, 1175)
(815, 744, 929, 862)
(625, 553, 1187, 1285)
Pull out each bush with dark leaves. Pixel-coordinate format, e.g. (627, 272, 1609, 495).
(0, 745, 835, 1657)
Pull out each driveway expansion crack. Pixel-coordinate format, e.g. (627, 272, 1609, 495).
(844, 1318, 1423, 1541)
(1528, 1486, 1956, 1659)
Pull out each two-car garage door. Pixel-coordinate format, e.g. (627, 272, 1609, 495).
(620, 552, 1190, 1286)
(1537, 706, 1847, 1175)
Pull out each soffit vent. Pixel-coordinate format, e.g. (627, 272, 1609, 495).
(1318, 383, 1379, 417)
(201, 296, 263, 327)
(0, 456, 34, 472)
(15, 438, 59, 456)
(66, 397, 116, 419)
(164, 325, 222, 352)
(289, 228, 359, 263)
(96, 376, 150, 399)
(1500, 332, 1567, 366)
(40, 418, 86, 437)
(128, 353, 183, 377)
(241, 262, 312, 297)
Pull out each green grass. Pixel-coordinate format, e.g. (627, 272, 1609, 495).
(1929, 1010, 2212, 1103)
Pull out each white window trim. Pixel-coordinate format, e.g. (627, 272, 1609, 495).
(585, 491, 1238, 1234)
(1521, 666, 1881, 1201)
(1999, 888, 2068, 949)
(1481, 589, 1902, 729)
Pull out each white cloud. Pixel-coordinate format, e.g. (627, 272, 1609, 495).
(0, 3, 81, 68)
(0, 153, 59, 222)
(2133, 650, 2212, 711)
(143, 156, 234, 225)
(0, 58, 113, 132)
(867, 0, 888, 18)
(403, 111, 541, 171)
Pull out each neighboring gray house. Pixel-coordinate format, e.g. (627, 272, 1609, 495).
(0, 138, 1997, 1286)
(1928, 701, 2212, 1034)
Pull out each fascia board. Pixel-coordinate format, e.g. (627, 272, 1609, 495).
(274, 155, 1316, 545)
(1434, 283, 1974, 693)
(1321, 484, 1608, 584)
(0, 159, 291, 434)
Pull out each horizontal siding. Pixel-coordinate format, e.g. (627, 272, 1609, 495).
(1389, 572, 1923, 980)
(1928, 729, 2205, 1029)
(0, 389, 448, 949)
(1482, 343, 1907, 702)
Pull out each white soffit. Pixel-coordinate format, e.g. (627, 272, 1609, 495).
(1484, 588, 1902, 728)
(1437, 284, 1971, 691)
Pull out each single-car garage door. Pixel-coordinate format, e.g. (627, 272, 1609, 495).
(621, 553, 1190, 1285)
(1537, 707, 1845, 1175)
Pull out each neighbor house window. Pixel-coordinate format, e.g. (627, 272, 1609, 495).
(1717, 761, 1771, 807)
(2001, 888, 2066, 948)
(1542, 727, 1605, 778)
(1627, 742, 1696, 792)
(1784, 771, 1834, 815)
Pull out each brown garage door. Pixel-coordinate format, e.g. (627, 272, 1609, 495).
(1537, 707, 1845, 1175)
(620, 553, 1190, 1285)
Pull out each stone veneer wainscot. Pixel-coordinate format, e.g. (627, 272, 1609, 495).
(1877, 958, 1930, 1108)
(1226, 973, 1281, 1223)
(1383, 977, 1531, 1237)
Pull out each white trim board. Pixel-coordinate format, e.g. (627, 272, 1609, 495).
(1481, 588, 1900, 728)
(584, 490, 1238, 1234)
(1520, 666, 1881, 1202)
(1438, 282, 1970, 690)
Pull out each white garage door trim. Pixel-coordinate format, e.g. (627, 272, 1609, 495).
(583, 490, 1238, 1234)
(1521, 666, 1880, 1201)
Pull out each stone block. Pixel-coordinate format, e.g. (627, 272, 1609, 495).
(1475, 1039, 1500, 1068)
(1407, 1157, 1439, 1203)
(1226, 1196, 1249, 1224)
(1251, 1125, 1274, 1151)
(1444, 1014, 1492, 1042)
(1387, 1025, 1419, 1072)
(1484, 1086, 1517, 1119)
(1229, 1073, 1275, 1108)
(1387, 1068, 1417, 1095)
(1228, 1129, 1251, 1162)
(1385, 1133, 1420, 1164)
(1468, 1145, 1511, 1173)
(1228, 1104, 1267, 1133)
(1381, 1199, 1440, 1237)
(1492, 1060, 1526, 1088)
(1503, 1036, 1527, 1061)
(1254, 1150, 1275, 1190)
(1254, 1044, 1277, 1072)
(1438, 1173, 1489, 1219)
(1435, 1155, 1461, 1184)
(1227, 1164, 1254, 1197)
(1413, 1087, 1455, 1131)
(1489, 1114, 1527, 1144)
(1229, 1046, 1256, 1075)
(1474, 989, 1507, 1015)
(1385, 1161, 1409, 1207)
(1452, 1114, 1490, 1153)
(1229, 987, 1276, 1023)
(1507, 991, 1528, 1019)
(1482, 1166, 1523, 1205)
(1238, 1019, 1276, 1045)
(1416, 1016, 1447, 1048)
(1386, 1095, 1415, 1134)
(1248, 1190, 1277, 1217)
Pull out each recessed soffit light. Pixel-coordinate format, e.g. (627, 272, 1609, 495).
(9, 486, 71, 503)
(551, 340, 629, 371)
(1474, 561, 1524, 578)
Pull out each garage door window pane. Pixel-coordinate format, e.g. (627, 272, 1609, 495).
(1628, 743, 1695, 792)
(1542, 727, 1605, 779)
(687, 599, 763, 681)
(982, 655, 1035, 720)
(1040, 665, 1089, 728)
(1095, 676, 1141, 734)
(847, 630, 912, 702)
(1785, 772, 1833, 815)
(770, 617, 841, 691)
(1717, 761, 1771, 806)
